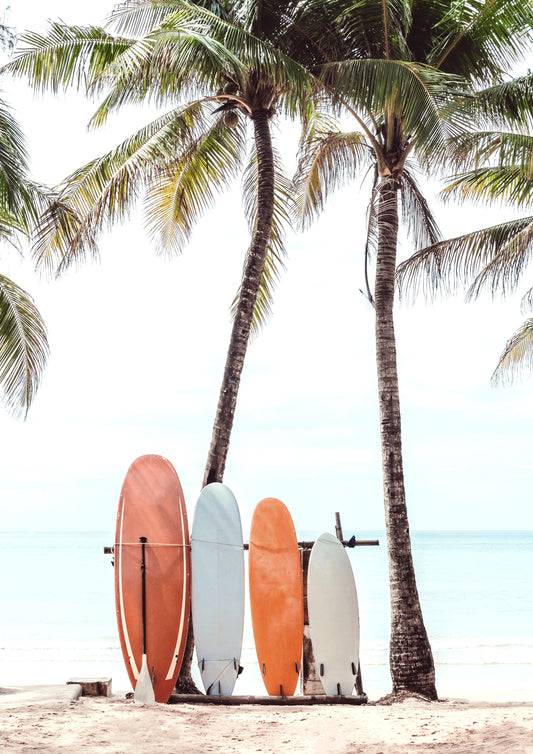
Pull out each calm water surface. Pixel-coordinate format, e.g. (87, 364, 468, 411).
(0, 530, 531, 700)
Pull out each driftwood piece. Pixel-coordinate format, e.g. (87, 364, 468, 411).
(67, 678, 112, 697)
(168, 693, 368, 705)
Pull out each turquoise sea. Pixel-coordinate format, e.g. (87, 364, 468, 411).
(0, 530, 531, 701)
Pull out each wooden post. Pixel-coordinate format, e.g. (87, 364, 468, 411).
(335, 512, 343, 542)
(300, 548, 324, 695)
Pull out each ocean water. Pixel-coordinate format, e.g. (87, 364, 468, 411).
(0, 530, 531, 701)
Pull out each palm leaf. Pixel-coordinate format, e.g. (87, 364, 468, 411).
(93, 11, 247, 107)
(492, 317, 533, 385)
(520, 286, 533, 314)
(0, 274, 49, 419)
(144, 107, 246, 253)
(320, 59, 463, 158)
(466, 221, 533, 300)
(397, 216, 533, 302)
(0, 98, 56, 246)
(32, 102, 208, 275)
(5, 22, 132, 94)
(107, 0, 231, 37)
(154, 4, 316, 106)
(400, 167, 441, 252)
(0, 96, 30, 203)
(293, 125, 371, 230)
(431, 0, 533, 84)
(459, 74, 533, 129)
(447, 127, 533, 175)
(442, 165, 533, 208)
(309, 0, 412, 60)
(106, 0, 191, 36)
(91, 5, 316, 124)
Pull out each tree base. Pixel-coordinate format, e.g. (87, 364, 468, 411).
(375, 689, 439, 705)
(173, 676, 203, 695)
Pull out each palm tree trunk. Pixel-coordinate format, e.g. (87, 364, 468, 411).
(176, 108, 276, 692)
(374, 176, 437, 700)
(202, 109, 276, 488)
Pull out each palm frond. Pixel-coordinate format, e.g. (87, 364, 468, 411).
(106, 0, 190, 36)
(442, 166, 533, 208)
(32, 102, 207, 275)
(5, 22, 132, 94)
(311, 0, 412, 60)
(6, 182, 58, 244)
(293, 125, 371, 230)
(0, 96, 29, 201)
(492, 317, 533, 386)
(447, 128, 533, 176)
(0, 99, 57, 246)
(94, 12, 247, 105)
(91, 5, 316, 124)
(397, 216, 533, 302)
(466, 221, 533, 301)
(362, 164, 379, 305)
(321, 59, 464, 158)
(400, 167, 441, 252)
(460, 74, 533, 130)
(231, 144, 293, 335)
(431, 0, 533, 84)
(0, 274, 49, 419)
(520, 286, 533, 314)
(144, 108, 246, 254)
(107, 0, 230, 36)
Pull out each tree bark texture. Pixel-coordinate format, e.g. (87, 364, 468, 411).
(374, 177, 437, 700)
(177, 109, 276, 690)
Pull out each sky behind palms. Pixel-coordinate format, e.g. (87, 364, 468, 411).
(1, 0, 532, 534)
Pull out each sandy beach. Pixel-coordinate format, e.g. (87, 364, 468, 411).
(1, 690, 532, 753)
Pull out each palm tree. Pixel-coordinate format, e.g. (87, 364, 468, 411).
(292, 0, 533, 699)
(397, 73, 533, 385)
(5, 0, 315, 690)
(7, 1, 314, 480)
(0, 89, 49, 418)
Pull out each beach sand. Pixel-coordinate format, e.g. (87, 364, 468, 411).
(1, 690, 532, 753)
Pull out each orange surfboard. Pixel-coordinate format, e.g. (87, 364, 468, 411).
(249, 498, 303, 696)
(114, 455, 190, 703)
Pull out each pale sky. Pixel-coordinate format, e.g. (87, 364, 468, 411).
(0, 0, 532, 534)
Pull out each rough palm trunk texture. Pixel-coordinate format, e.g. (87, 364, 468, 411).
(177, 109, 276, 692)
(202, 108, 276, 488)
(374, 177, 437, 700)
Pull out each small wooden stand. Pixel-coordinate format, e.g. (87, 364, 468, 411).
(67, 678, 113, 697)
(300, 513, 378, 697)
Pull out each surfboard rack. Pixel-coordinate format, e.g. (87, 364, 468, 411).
(104, 511, 378, 701)
(242, 537, 379, 550)
(167, 693, 368, 706)
(300, 512, 379, 699)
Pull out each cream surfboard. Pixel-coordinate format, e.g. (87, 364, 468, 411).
(191, 482, 245, 695)
(307, 532, 360, 696)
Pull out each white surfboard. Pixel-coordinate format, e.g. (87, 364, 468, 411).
(191, 482, 245, 695)
(307, 532, 360, 695)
